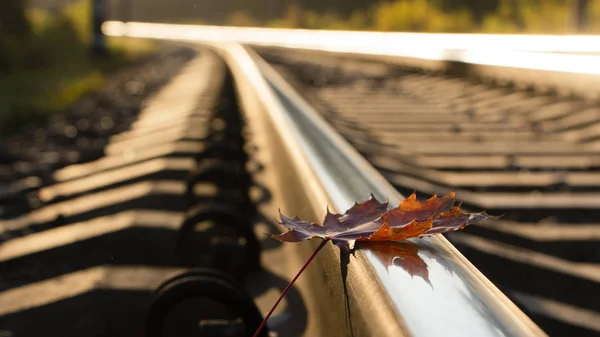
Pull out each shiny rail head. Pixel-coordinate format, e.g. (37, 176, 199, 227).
(210, 42, 548, 336)
(264, 50, 547, 336)
(101, 21, 600, 52)
(102, 21, 600, 76)
(361, 239, 528, 337)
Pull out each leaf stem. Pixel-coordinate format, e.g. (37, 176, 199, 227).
(253, 238, 329, 337)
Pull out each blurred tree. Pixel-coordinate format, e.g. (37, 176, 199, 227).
(373, 0, 473, 32)
(284, 2, 303, 28)
(0, 0, 31, 37)
(572, 0, 588, 31)
(297, 0, 372, 16)
(482, 0, 574, 33)
(589, 0, 600, 32)
(107, 0, 600, 34)
(433, 0, 501, 25)
(0, 0, 31, 72)
(227, 10, 260, 26)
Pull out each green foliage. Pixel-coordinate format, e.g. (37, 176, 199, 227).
(62, 0, 92, 42)
(591, 0, 600, 33)
(265, 2, 369, 30)
(0, 0, 155, 135)
(259, 0, 596, 34)
(373, 0, 473, 32)
(132, 0, 597, 34)
(227, 11, 261, 27)
(481, 0, 573, 34)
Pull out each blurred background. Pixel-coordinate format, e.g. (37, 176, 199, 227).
(2, 0, 598, 136)
(108, 0, 600, 32)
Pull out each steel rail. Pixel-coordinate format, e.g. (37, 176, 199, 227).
(104, 23, 549, 336)
(238, 45, 547, 337)
(102, 21, 600, 75)
(100, 21, 600, 53)
(103, 22, 600, 98)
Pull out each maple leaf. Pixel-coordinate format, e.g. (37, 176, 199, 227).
(254, 192, 500, 337)
(270, 193, 389, 249)
(270, 192, 498, 250)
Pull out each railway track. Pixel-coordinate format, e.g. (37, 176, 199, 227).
(2, 23, 595, 336)
(256, 46, 600, 337)
(0, 48, 298, 337)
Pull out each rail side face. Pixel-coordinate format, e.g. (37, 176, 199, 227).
(218, 42, 548, 337)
